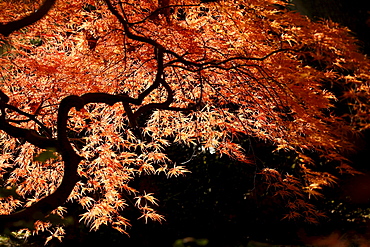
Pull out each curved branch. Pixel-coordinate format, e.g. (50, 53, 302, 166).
(0, 90, 170, 229)
(0, 0, 56, 37)
(164, 48, 298, 68)
(0, 95, 83, 229)
(0, 120, 56, 149)
(3, 103, 52, 138)
(133, 78, 173, 119)
(128, 4, 200, 26)
(0, 91, 56, 148)
(103, 0, 159, 47)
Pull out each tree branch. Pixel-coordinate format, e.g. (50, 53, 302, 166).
(0, 0, 57, 37)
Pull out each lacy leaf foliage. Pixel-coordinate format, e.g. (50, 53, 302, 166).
(0, 0, 369, 239)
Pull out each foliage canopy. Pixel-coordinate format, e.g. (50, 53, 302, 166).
(0, 0, 369, 242)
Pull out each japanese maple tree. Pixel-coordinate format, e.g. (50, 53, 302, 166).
(0, 0, 369, 242)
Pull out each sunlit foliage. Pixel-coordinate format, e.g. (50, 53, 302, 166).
(0, 0, 369, 242)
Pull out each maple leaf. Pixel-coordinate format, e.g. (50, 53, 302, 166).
(167, 165, 191, 178)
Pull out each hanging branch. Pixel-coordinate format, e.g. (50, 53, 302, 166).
(0, 0, 57, 37)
